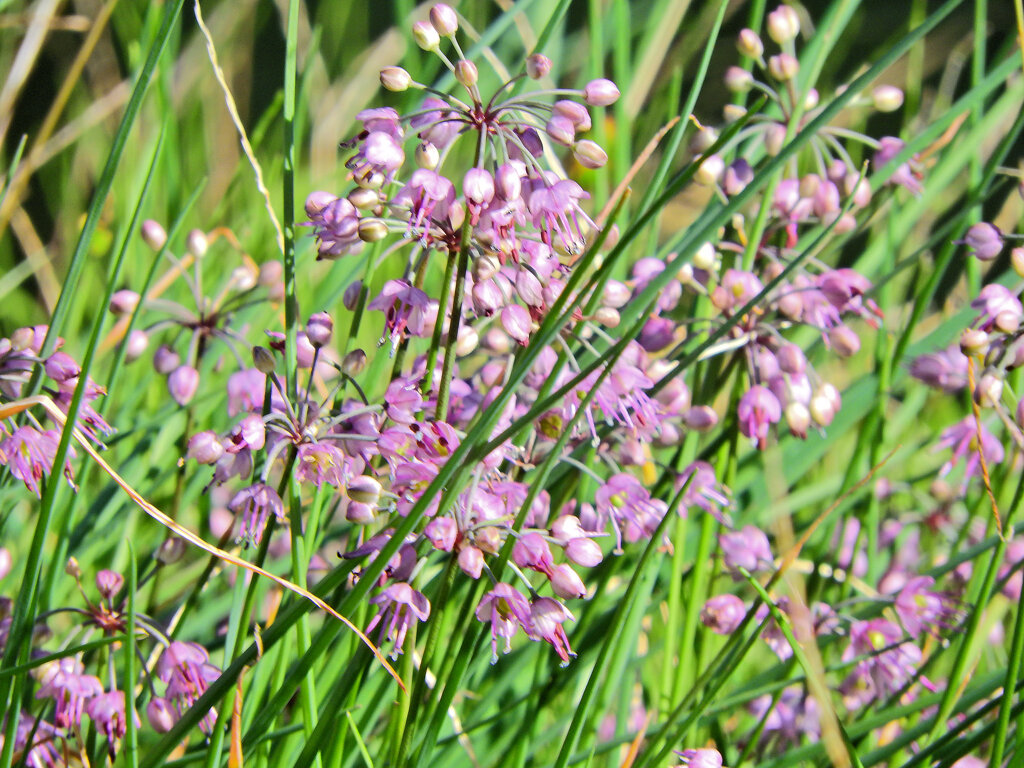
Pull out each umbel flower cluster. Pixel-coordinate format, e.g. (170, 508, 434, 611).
(6, 3, 1022, 764)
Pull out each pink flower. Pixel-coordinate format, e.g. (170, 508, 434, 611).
(392, 169, 456, 238)
(528, 597, 575, 663)
(36, 657, 103, 728)
(1, 426, 67, 497)
(366, 582, 430, 657)
(86, 690, 138, 759)
(873, 136, 923, 195)
(594, 473, 666, 551)
(368, 280, 434, 350)
(476, 583, 533, 662)
(936, 416, 1004, 488)
(229, 484, 285, 544)
(524, 177, 597, 256)
(737, 386, 782, 449)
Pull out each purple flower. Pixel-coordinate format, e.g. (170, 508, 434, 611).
(36, 657, 103, 728)
(841, 619, 923, 707)
(229, 484, 285, 544)
(719, 525, 774, 573)
(971, 284, 1023, 332)
(528, 597, 575, 664)
(936, 416, 1005, 488)
(524, 177, 597, 256)
(594, 473, 667, 551)
(675, 748, 723, 768)
(1, 426, 63, 497)
(368, 280, 434, 350)
(873, 136, 923, 195)
(392, 169, 456, 238)
(737, 386, 782, 449)
(894, 575, 957, 638)
(296, 441, 351, 488)
(909, 345, 968, 392)
(366, 582, 430, 657)
(157, 641, 220, 733)
(347, 131, 405, 184)
(86, 690, 138, 759)
(306, 195, 364, 259)
(227, 368, 266, 416)
(701, 594, 746, 634)
(475, 583, 534, 662)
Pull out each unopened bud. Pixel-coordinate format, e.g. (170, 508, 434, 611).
(565, 537, 603, 567)
(110, 289, 140, 315)
(809, 394, 835, 427)
(147, 698, 178, 734)
(168, 365, 200, 406)
(724, 66, 754, 92)
(456, 325, 479, 356)
(455, 59, 478, 87)
(723, 104, 747, 124)
(482, 327, 511, 354)
(546, 115, 575, 146)
(964, 222, 1003, 261)
(768, 53, 799, 81)
(187, 431, 224, 464)
(96, 570, 124, 600)
(186, 229, 208, 258)
(701, 594, 746, 634)
(358, 218, 388, 242)
(347, 475, 382, 505)
(347, 187, 377, 211)
(412, 20, 440, 50)
(66, 557, 81, 578)
(737, 28, 764, 59)
(551, 564, 586, 599)
(526, 53, 552, 79)
(473, 253, 501, 282)
(343, 280, 363, 311)
(464, 168, 495, 205)
(259, 260, 283, 286)
(125, 329, 149, 362)
(458, 546, 484, 578)
(694, 154, 724, 186)
(693, 242, 717, 271)
(975, 373, 1003, 407)
(153, 345, 180, 375)
(582, 78, 620, 107)
(252, 345, 276, 374)
(306, 312, 333, 348)
(573, 139, 608, 169)
(872, 85, 904, 112)
(141, 219, 167, 251)
(231, 264, 258, 291)
(690, 127, 719, 154)
(429, 3, 458, 36)
(380, 66, 412, 91)
(960, 328, 989, 356)
(803, 88, 819, 110)
(1013, 247, 1024, 278)
(764, 122, 787, 156)
(766, 5, 800, 44)
(785, 401, 811, 437)
(156, 537, 186, 565)
(593, 307, 620, 327)
(341, 349, 367, 376)
(684, 405, 718, 431)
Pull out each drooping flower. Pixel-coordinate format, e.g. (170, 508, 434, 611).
(935, 416, 1005, 488)
(594, 473, 667, 551)
(737, 386, 782, 449)
(368, 280, 434, 351)
(475, 583, 533, 662)
(36, 657, 103, 729)
(366, 582, 431, 657)
(229, 484, 286, 544)
(528, 597, 575, 664)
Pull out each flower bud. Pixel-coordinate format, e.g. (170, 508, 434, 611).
(693, 242, 717, 271)
(975, 373, 1003, 407)
(347, 475, 382, 505)
(412, 20, 440, 50)
(187, 431, 224, 464)
(496, 164, 522, 200)
(124, 329, 149, 362)
(473, 253, 501, 282)
(231, 263, 258, 291)
(429, 3, 458, 36)
(186, 229, 208, 258)
(153, 345, 180, 375)
(593, 307, 620, 327)
(343, 280, 363, 311)
(247, 346, 273, 375)
(147, 698, 178, 733)
(464, 168, 495, 205)
(724, 66, 754, 92)
(776, 343, 806, 374)
(347, 187, 378, 211)
(96, 570, 124, 600)
(964, 222, 1002, 261)
(809, 393, 835, 427)
(156, 537, 186, 565)
(305, 312, 333, 348)
(66, 557, 81, 578)
(828, 325, 860, 358)
(259, 260, 283, 286)
(358, 218, 388, 242)
(582, 78, 620, 106)
(458, 546, 484, 578)
(551, 564, 587, 599)
(110, 289, 140, 315)
(737, 28, 764, 59)
(684, 405, 718, 431)
(305, 190, 334, 217)
(767, 5, 800, 43)
(872, 84, 904, 112)
(455, 59, 478, 87)
(10, 327, 35, 351)
(168, 365, 200, 406)
(573, 140, 608, 169)
(526, 53, 552, 79)
(501, 304, 532, 344)
(768, 53, 799, 81)
(482, 327, 511, 354)
(424, 517, 457, 551)
(1013, 247, 1024, 278)
(723, 103, 747, 123)
(546, 115, 575, 146)
(141, 219, 167, 251)
(785, 401, 811, 437)
(554, 100, 591, 132)
(694, 154, 724, 186)
(346, 501, 376, 524)
(764, 122, 787, 156)
(960, 328, 989, 356)
(342, 349, 367, 376)
(565, 537, 603, 567)
(380, 66, 412, 91)
(803, 88, 819, 110)
(701, 594, 745, 634)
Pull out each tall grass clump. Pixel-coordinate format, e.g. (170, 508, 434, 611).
(1, 1, 1024, 766)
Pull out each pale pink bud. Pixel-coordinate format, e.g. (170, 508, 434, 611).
(550, 515, 585, 543)
(526, 53, 552, 79)
(305, 190, 335, 217)
(429, 4, 458, 36)
(380, 66, 412, 91)
(975, 373, 1003, 407)
(496, 164, 522, 200)
(764, 122, 787, 156)
(186, 229, 208, 258)
(347, 475, 382, 505)
(776, 344, 806, 374)
(109, 289, 140, 315)
(872, 85, 904, 112)
(551, 564, 586, 599)
(346, 501, 376, 524)
(565, 537, 603, 567)
(573, 139, 608, 169)
(455, 59, 478, 87)
(424, 517, 457, 551)
(553, 100, 591, 131)
(416, 141, 440, 169)
(153, 345, 180, 375)
(124, 329, 149, 362)
(358, 218, 388, 242)
(343, 280, 363, 311)
(683, 405, 718, 431)
(582, 78, 620, 106)
(96, 570, 124, 600)
(141, 219, 167, 250)
(828, 325, 860, 357)
(501, 304, 532, 344)
(593, 307, 620, 327)
(961, 328, 989, 355)
(464, 168, 495, 205)
(768, 53, 798, 81)
(737, 28, 764, 59)
(147, 698, 177, 733)
(157, 537, 186, 564)
(412, 20, 440, 50)
(546, 115, 575, 146)
(342, 349, 367, 376)
(964, 222, 1003, 261)
(766, 5, 800, 43)
(187, 431, 224, 464)
(694, 154, 724, 186)
(458, 546, 484, 578)
(724, 66, 754, 92)
(785, 401, 811, 437)
(168, 365, 199, 406)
